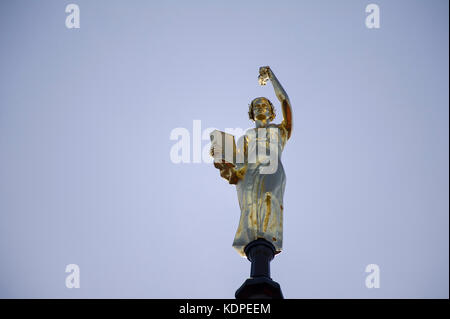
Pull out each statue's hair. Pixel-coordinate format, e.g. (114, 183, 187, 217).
(248, 97, 276, 122)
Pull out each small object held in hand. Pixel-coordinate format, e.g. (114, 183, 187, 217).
(209, 130, 236, 170)
(258, 66, 271, 86)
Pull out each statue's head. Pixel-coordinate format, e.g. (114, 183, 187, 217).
(248, 97, 275, 122)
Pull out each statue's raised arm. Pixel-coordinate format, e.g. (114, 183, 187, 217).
(259, 66, 293, 140)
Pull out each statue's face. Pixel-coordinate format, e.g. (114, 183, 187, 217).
(252, 98, 273, 121)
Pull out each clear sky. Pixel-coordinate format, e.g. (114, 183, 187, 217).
(0, 0, 448, 298)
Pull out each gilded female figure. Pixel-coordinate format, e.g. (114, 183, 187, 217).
(212, 66, 293, 257)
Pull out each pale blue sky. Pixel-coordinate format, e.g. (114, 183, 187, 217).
(0, 0, 448, 298)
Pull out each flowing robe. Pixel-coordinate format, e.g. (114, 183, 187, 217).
(232, 123, 288, 256)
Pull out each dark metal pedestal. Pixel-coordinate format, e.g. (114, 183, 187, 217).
(235, 238, 284, 299)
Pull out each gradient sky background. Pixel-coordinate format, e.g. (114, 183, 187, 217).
(0, 0, 448, 298)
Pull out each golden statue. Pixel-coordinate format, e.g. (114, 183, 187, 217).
(211, 66, 293, 257)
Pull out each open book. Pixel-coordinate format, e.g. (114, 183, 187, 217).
(210, 130, 236, 170)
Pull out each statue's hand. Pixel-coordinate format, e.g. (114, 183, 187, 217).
(258, 66, 272, 86)
(220, 167, 232, 179)
(220, 167, 239, 184)
(259, 66, 271, 75)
